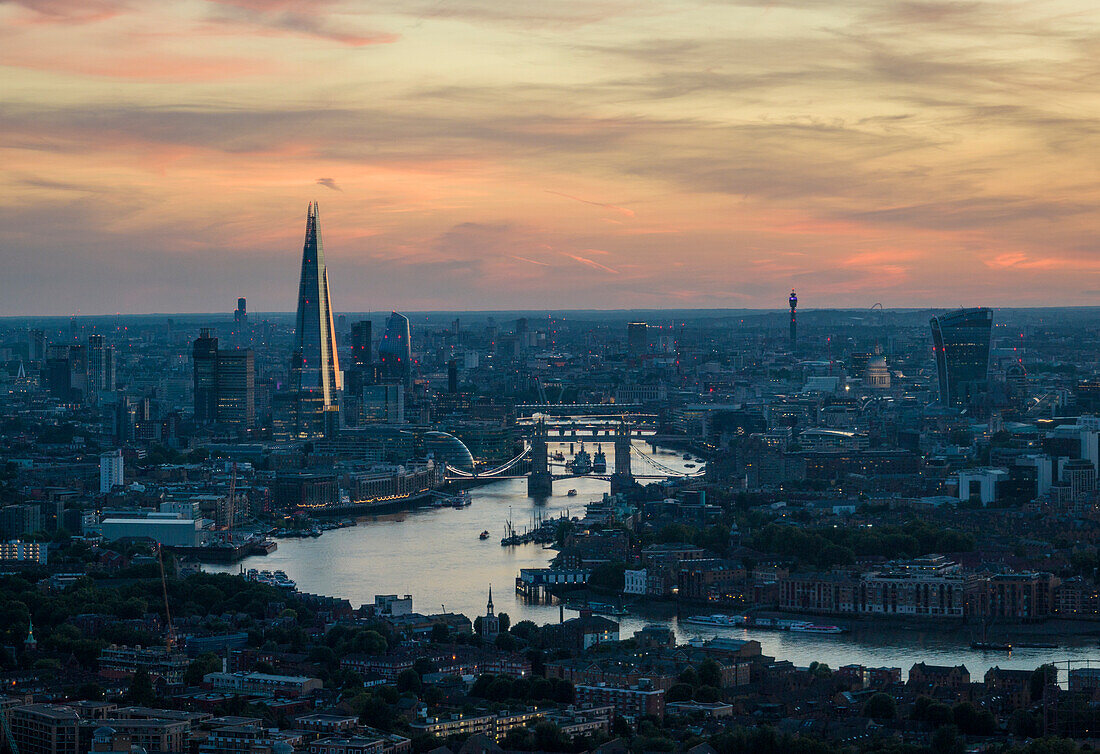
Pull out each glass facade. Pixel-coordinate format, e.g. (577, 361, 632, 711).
(930, 307, 993, 408)
(378, 311, 412, 387)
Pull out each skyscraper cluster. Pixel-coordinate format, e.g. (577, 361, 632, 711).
(45, 335, 115, 403)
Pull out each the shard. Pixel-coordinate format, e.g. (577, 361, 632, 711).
(288, 202, 342, 437)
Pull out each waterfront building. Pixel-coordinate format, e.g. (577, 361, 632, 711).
(930, 307, 993, 409)
(98, 517, 204, 547)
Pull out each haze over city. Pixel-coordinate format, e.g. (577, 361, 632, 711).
(3, 0, 1100, 315)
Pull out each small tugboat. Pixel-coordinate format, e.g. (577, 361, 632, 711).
(971, 641, 1013, 651)
(479, 530, 490, 540)
(553, 451, 566, 461)
(567, 489, 578, 497)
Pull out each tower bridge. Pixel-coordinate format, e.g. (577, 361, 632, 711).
(443, 418, 705, 493)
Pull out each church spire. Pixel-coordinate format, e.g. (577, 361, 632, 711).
(487, 584, 494, 615)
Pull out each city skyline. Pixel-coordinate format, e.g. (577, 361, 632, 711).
(3, 0, 1100, 315)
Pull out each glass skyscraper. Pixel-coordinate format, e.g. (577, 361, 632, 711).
(379, 311, 412, 387)
(287, 203, 342, 438)
(930, 307, 993, 409)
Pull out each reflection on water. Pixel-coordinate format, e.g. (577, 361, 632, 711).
(209, 444, 1098, 679)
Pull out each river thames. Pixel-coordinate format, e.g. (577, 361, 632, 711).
(210, 443, 1100, 679)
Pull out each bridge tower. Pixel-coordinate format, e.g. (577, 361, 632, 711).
(528, 418, 553, 497)
(611, 421, 634, 494)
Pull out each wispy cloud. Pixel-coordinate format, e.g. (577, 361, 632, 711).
(316, 177, 342, 192)
(545, 190, 635, 217)
(560, 252, 620, 274)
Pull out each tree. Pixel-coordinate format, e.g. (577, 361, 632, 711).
(184, 652, 223, 686)
(125, 667, 156, 706)
(667, 683, 694, 702)
(678, 666, 700, 687)
(1031, 664, 1057, 702)
(862, 692, 896, 720)
(396, 669, 422, 694)
(698, 658, 723, 688)
(930, 725, 961, 754)
(497, 612, 511, 634)
(694, 685, 720, 703)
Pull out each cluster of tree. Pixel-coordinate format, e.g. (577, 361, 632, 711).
(751, 521, 974, 568)
(0, 571, 316, 670)
(469, 673, 574, 704)
(665, 659, 725, 703)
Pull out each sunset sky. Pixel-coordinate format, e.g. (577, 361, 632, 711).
(2, 0, 1100, 315)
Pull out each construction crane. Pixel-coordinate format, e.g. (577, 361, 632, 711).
(226, 462, 238, 543)
(156, 542, 176, 655)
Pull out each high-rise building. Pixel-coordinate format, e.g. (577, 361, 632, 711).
(788, 289, 798, 352)
(627, 322, 648, 357)
(193, 329, 219, 424)
(192, 330, 255, 433)
(87, 335, 115, 395)
(360, 383, 404, 424)
(45, 344, 72, 401)
(234, 297, 248, 326)
(379, 311, 412, 388)
(930, 307, 993, 409)
(215, 349, 255, 431)
(100, 449, 124, 494)
(350, 320, 372, 369)
(287, 203, 342, 438)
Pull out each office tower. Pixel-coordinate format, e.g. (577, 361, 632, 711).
(350, 320, 372, 369)
(379, 311, 412, 387)
(448, 359, 458, 394)
(234, 297, 248, 326)
(193, 328, 219, 424)
(215, 349, 255, 431)
(67, 344, 88, 401)
(289, 202, 342, 438)
(192, 329, 255, 433)
(627, 322, 648, 357)
(87, 335, 115, 393)
(360, 383, 404, 423)
(28, 329, 46, 361)
(45, 345, 72, 400)
(788, 289, 798, 352)
(930, 307, 993, 409)
(100, 449, 124, 494)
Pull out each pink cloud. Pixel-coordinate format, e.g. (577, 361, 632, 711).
(546, 190, 635, 218)
(560, 252, 620, 274)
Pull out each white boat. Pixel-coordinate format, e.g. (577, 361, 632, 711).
(683, 614, 744, 628)
(790, 623, 845, 634)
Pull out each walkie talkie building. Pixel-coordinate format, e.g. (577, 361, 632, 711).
(930, 307, 992, 409)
